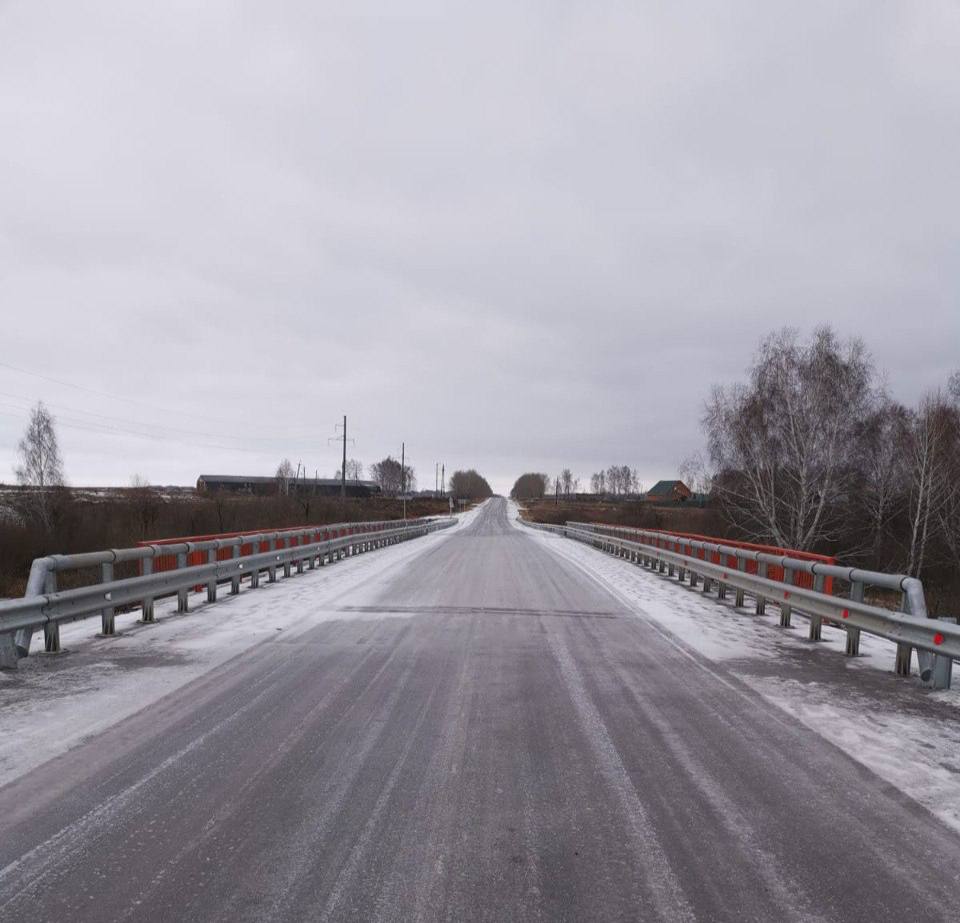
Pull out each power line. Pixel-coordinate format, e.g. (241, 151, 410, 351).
(0, 389, 328, 448)
(0, 361, 324, 440)
(0, 404, 312, 457)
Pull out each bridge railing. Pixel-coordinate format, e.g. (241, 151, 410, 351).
(521, 519, 956, 690)
(0, 518, 455, 670)
(567, 522, 837, 593)
(138, 518, 437, 574)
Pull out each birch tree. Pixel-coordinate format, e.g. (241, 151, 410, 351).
(704, 326, 874, 550)
(15, 402, 65, 529)
(904, 392, 955, 577)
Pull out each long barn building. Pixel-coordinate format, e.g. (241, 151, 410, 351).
(196, 474, 381, 498)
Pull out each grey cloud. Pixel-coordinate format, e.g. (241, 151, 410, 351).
(1, 1, 958, 495)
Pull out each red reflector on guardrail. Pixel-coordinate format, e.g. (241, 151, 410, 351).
(783, 591, 790, 600)
(842, 609, 849, 619)
(934, 633, 945, 646)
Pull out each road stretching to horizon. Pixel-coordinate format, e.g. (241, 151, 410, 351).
(1, 497, 959, 921)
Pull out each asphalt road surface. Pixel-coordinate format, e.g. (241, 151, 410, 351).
(2, 498, 959, 922)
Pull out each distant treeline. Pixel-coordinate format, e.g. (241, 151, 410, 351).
(448, 469, 493, 500)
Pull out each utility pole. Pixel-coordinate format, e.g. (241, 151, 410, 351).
(328, 416, 354, 514)
(401, 442, 406, 521)
(435, 462, 439, 495)
(441, 463, 445, 498)
(340, 415, 347, 502)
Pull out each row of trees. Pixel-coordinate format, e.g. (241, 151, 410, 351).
(702, 326, 960, 589)
(510, 472, 549, 500)
(449, 469, 493, 500)
(273, 456, 415, 496)
(589, 465, 642, 496)
(510, 466, 644, 501)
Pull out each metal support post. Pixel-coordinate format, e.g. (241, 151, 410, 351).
(207, 548, 217, 603)
(231, 545, 241, 594)
(177, 553, 189, 613)
(43, 570, 60, 651)
(735, 559, 746, 608)
(101, 561, 116, 634)
(756, 562, 767, 615)
(845, 582, 863, 656)
(142, 556, 155, 621)
(808, 574, 825, 641)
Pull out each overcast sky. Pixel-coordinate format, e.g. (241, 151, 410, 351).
(1, 1, 958, 496)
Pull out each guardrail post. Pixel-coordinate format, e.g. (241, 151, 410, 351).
(756, 561, 768, 615)
(141, 556, 155, 621)
(231, 545, 241, 594)
(735, 559, 746, 608)
(0, 632, 16, 670)
(251, 539, 262, 587)
(845, 582, 863, 656)
(268, 537, 278, 582)
(177, 552, 190, 613)
(779, 569, 792, 628)
(282, 537, 292, 578)
(896, 586, 914, 675)
(689, 569, 699, 588)
(43, 570, 60, 651)
(702, 574, 713, 594)
(895, 644, 913, 676)
(101, 561, 116, 635)
(923, 619, 954, 690)
(207, 548, 217, 603)
(808, 574, 825, 641)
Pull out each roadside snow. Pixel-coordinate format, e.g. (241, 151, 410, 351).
(509, 502, 960, 834)
(0, 507, 483, 787)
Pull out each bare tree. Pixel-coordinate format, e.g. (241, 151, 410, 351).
(937, 378, 960, 570)
(677, 453, 711, 497)
(371, 456, 414, 496)
(15, 401, 65, 528)
(129, 474, 161, 538)
(904, 392, 955, 577)
(704, 326, 874, 550)
(848, 400, 909, 565)
(275, 458, 295, 496)
(335, 458, 364, 482)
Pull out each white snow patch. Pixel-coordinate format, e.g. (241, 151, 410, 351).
(512, 507, 960, 834)
(0, 506, 484, 787)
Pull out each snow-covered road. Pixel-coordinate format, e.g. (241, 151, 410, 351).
(1, 498, 959, 922)
(510, 502, 960, 834)
(0, 505, 484, 786)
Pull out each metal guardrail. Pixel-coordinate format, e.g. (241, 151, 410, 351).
(0, 518, 455, 670)
(138, 517, 438, 574)
(521, 519, 956, 690)
(569, 523, 838, 592)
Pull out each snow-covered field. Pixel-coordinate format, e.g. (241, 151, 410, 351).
(0, 506, 483, 787)
(509, 501, 960, 833)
